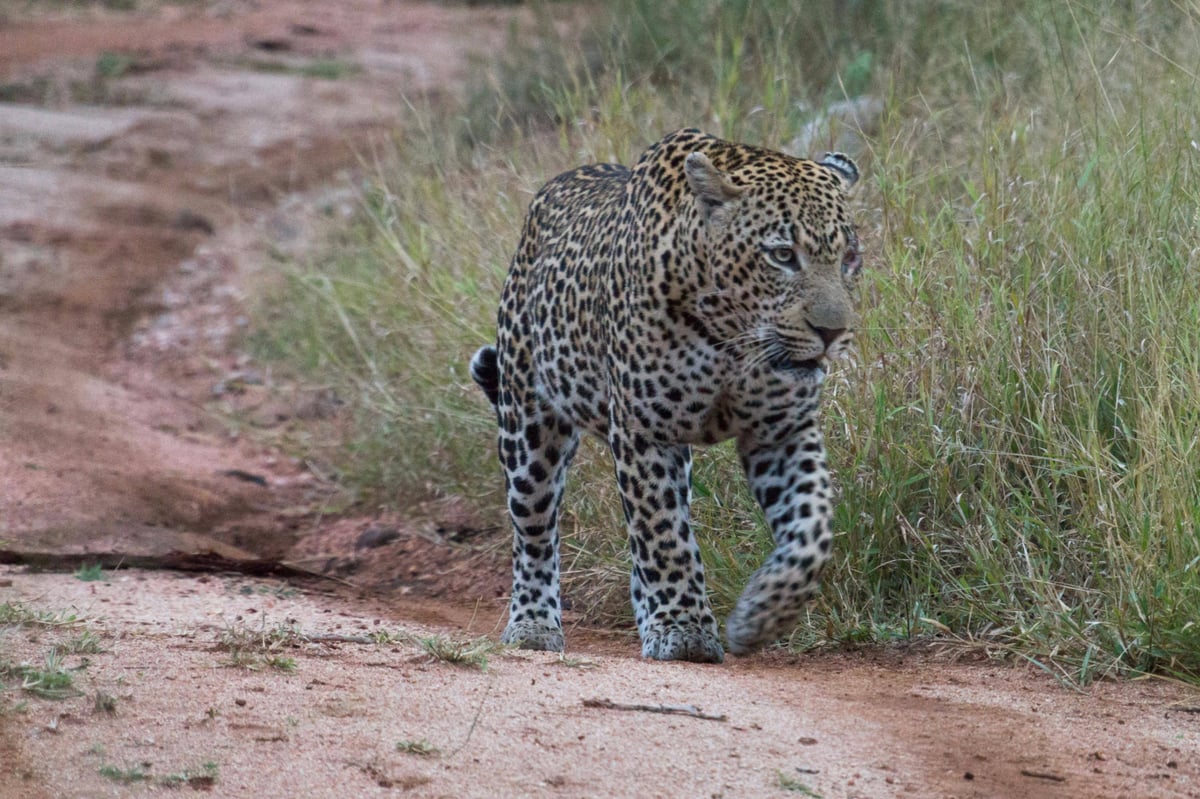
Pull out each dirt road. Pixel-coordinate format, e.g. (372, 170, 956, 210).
(0, 3, 1197, 798)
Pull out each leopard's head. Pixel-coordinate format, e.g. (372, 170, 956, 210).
(686, 148, 862, 376)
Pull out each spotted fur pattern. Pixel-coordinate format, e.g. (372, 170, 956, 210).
(471, 129, 862, 662)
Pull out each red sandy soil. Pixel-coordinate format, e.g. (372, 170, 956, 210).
(0, 3, 1197, 798)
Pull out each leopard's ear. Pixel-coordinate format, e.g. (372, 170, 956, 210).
(685, 152, 744, 226)
(818, 152, 859, 188)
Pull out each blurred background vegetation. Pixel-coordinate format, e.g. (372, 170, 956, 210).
(252, 0, 1200, 684)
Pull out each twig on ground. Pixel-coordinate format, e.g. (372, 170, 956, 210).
(581, 697, 727, 722)
(1020, 769, 1066, 782)
(447, 680, 493, 758)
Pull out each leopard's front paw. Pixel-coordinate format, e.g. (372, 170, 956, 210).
(725, 594, 803, 655)
(724, 608, 774, 655)
(501, 620, 565, 652)
(641, 622, 724, 663)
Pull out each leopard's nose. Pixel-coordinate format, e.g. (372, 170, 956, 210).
(810, 325, 846, 347)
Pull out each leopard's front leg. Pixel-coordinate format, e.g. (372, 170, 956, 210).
(726, 427, 834, 654)
(610, 429, 723, 663)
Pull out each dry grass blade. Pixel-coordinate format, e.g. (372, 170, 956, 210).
(415, 635, 498, 671)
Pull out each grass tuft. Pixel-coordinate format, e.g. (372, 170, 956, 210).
(99, 764, 146, 784)
(778, 770, 822, 796)
(74, 563, 107, 582)
(265, 655, 297, 672)
(215, 619, 304, 671)
(4, 652, 83, 699)
(0, 602, 81, 628)
(396, 738, 440, 757)
(54, 631, 105, 655)
(415, 635, 498, 671)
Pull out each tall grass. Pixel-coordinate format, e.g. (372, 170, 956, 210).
(253, 0, 1200, 682)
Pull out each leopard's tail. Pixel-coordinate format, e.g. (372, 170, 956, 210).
(470, 345, 500, 408)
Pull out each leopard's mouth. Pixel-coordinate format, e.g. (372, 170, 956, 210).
(767, 351, 824, 373)
(764, 332, 827, 374)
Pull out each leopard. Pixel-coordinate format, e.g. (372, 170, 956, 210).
(470, 128, 862, 663)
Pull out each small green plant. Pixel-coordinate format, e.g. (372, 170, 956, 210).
(371, 630, 403, 645)
(395, 738, 440, 757)
(99, 763, 147, 784)
(74, 563, 107, 582)
(265, 655, 297, 673)
(0, 602, 34, 625)
(8, 652, 81, 699)
(778, 771, 822, 796)
(56, 631, 104, 655)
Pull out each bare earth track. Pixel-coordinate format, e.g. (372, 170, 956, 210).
(0, 2, 1197, 797)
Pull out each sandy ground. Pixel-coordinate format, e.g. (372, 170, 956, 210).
(1, 2, 1198, 798)
(0, 0, 511, 564)
(3, 568, 1198, 799)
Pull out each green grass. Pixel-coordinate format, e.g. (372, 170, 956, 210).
(0, 601, 81, 628)
(1, 604, 99, 701)
(99, 764, 147, 784)
(778, 770, 822, 796)
(100, 759, 217, 788)
(3, 652, 82, 699)
(252, 0, 1200, 683)
(54, 631, 105, 655)
(74, 563, 108, 582)
(260, 654, 296, 672)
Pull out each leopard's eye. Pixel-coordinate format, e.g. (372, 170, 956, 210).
(765, 245, 798, 270)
